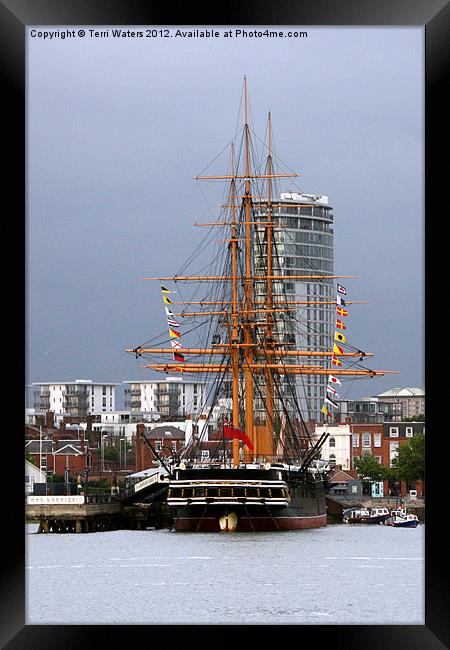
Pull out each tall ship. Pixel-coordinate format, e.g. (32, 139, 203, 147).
(127, 79, 394, 532)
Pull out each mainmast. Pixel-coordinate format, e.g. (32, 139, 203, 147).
(230, 143, 240, 466)
(263, 111, 275, 458)
(242, 76, 255, 457)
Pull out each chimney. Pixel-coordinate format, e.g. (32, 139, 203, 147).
(45, 411, 55, 428)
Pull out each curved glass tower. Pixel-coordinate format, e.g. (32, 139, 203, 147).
(253, 191, 334, 423)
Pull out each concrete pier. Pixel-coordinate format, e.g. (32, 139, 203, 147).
(26, 496, 157, 533)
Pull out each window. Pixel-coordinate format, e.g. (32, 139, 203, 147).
(201, 450, 209, 460)
(352, 434, 360, 447)
(389, 427, 399, 437)
(374, 433, 381, 447)
(405, 427, 413, 437)
(374, 456, 382, 464)
(362, 433, 371, 448)
(329, 437, 336, 448)
(172, 442, 177, 452)
(389, 442, 399, 467)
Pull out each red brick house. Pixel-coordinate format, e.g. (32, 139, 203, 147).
(350, 422, 424, 497)
(25, 436, 88, 479)
(134, 423, 186, 472)
(134, 423, 240, 472)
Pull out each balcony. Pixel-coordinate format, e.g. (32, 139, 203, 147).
(124, 389, 141, 396)
(34, 400, 50, 410)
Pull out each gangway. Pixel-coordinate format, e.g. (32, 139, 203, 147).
(121, 469, 170, 504)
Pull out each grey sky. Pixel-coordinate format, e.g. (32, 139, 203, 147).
(26, 26, 424, 407)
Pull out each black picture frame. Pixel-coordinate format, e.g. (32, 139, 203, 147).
(4, 0, 447, 647)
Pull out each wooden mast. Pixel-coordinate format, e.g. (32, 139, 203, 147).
(263, 111, 275, 460)
(230, 143, 240, 466)
(242, 76, 255, 458)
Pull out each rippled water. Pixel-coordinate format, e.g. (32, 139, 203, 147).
(26, 523, 424, 624)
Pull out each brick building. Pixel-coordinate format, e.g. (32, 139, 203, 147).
(350, 422, 425, 497)
(134, 423, 186, 472)
(25, 434, 88, 479)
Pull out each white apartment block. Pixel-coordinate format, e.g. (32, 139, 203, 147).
(123, 378, 206, 418)
(32, 379, 119, 417)
(315, 423, 351, 470)
(376, 387, 425, 420)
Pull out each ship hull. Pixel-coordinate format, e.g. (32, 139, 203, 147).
(167, 466, 327, 532)
(173, 509, 327, 532)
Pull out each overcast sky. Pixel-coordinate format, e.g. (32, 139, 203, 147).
(26, 26, 424, 407)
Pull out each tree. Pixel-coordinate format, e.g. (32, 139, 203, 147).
(103, 445, 119, 462)
(401, 414, 425, 422)
(391, 434, 425, 483)
(26, 452, 36, 466)
(353, 454, 390, 482)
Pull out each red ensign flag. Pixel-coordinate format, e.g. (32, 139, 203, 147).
(223, 421, 254, 450)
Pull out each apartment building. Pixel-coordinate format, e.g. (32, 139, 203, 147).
(32, 379, 119, 417)
(376, 388, 425, 421)
(123, 378, 206, 418)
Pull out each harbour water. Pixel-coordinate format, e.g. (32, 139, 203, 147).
(26, 522, 424, 625)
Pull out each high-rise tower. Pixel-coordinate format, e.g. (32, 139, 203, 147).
(253, 191, 334, 423)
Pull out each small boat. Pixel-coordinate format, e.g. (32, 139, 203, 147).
(342, 508, 371, 524)
(391, 513, 419, 528)
(385, 510, 419, 528)
(360, 507, 391, 524)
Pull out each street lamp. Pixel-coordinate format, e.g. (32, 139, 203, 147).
(64, 465, 69, 495)
(84, 469, 89, 498)
(120, 438, 125, 470)
(101, 434, 108, 472)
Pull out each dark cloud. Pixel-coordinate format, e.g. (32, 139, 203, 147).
(26, 27, 423, 405)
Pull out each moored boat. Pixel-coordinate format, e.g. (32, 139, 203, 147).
(360, 507, 391, 524)
(384, 508, 419, 528)
(342, 508, 371, 524)
(390, 513, 419, 528)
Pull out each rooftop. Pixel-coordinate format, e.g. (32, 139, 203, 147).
(32, 379, 119, 386)
(377, 387, 425, 398)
